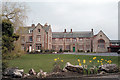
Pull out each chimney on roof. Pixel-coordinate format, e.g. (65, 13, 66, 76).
(70, 29, 72, 33)
(45, 23, 48, 26)
(91, 29, 94, 35)
(32, 24, 35, 27)
(37, 23, 41, 25)
(64, 29, 66, 33)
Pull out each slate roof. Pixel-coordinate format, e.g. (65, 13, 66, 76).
(110, 40, 120, 43)
(18, 27, 32, 34)
(18, 24, 50, 34)
(42, 26, 50, 32)
(52, 31, 93, 38)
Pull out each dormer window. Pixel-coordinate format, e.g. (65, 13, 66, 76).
(29, 29, 33, 33)
(38, 29, 40, 33)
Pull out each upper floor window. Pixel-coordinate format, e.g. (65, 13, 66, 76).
(72, 38, 76, 42)
(79, 38, 83, 41)
(66, 38, 70, 42)
(36, 35, 41, 41)
(29, 36, 33, 42)
(52, 38, 56, 42)
(59, 38, 63, 42)
(100, 35, 102, 37)
(29, 29, 33, 33)
(98, 39, 105, 48)
(49, 37, 51, 42)
(38, 29, 40, 33)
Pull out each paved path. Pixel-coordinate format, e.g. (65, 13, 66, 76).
(63, 52, 120, 56)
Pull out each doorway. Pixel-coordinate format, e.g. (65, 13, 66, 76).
(73, 47, 75, 52)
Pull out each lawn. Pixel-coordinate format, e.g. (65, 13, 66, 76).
(8, 54, 119, 73)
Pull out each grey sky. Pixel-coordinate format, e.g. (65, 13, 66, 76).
(25, 0, 119, 40)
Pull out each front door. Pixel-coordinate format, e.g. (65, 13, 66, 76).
(73, 47, 75, 52)
(29, 45, 32, 52)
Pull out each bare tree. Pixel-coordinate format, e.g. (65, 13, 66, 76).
(2, 2, 29, 32)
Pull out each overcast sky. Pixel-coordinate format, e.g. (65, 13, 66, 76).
(25, 0, 119, 40)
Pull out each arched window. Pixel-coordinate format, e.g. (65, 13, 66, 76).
(98, 39, 105, 48)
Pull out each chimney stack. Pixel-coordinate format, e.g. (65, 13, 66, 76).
(64, 29, 66, 33)
(32, 24, 35, 27)
(91, 29, 94, 35)
(70, 29, 72, 33)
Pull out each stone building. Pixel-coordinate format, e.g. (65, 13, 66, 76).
(92, 30, 110, 52)
(52, 29, 110, 52)
(52, 29, 93, 52)
(18, 23, 110, 52)
(18, 23, 52, 52)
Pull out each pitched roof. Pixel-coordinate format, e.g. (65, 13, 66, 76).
(18, 24, 50, 34)
(52, 31, 93, 38)
(110, 40, 120, 43)
(18, 27, 32, 34)
(42, 26, 50, 32)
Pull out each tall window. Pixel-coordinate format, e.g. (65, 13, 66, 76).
(36, 35, 41, 41)
(38, 29, 40, 33)
(36, 44, 42, 50)
(98, 39, 105, 48)
(29, 36, 33, 42)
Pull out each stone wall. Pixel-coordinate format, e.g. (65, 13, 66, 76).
(93, 31, 110, 52)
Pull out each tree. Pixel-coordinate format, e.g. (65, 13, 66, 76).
(2, 19, 19, 58)
(2, 19, 19, 71)
(1, 2, 28, 71)
(2, 2, 28, 32)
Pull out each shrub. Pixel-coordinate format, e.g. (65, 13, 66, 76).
(59, 49, 63, 53)
(2, 60, 9, 72)
(64, 50, 70, 52)
(78, 50, 84, 52)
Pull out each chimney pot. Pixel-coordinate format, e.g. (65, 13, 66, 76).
(64, 29, 66, 33)
(32, 24, 35, 27)
(71, 29, 72, 33)
(91, 29, 93, 32)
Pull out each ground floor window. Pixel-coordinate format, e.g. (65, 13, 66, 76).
(59, 45, 63, 50)
(66, 45, 70, 50)
(86, 45, 90, 49)
(52, 45, 56, 50)
(79, 45, 83, 50)
(98, 39, 105, 48)
(36, 44, 42, 50)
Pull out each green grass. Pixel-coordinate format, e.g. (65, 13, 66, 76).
(8, 54, 119, 73)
